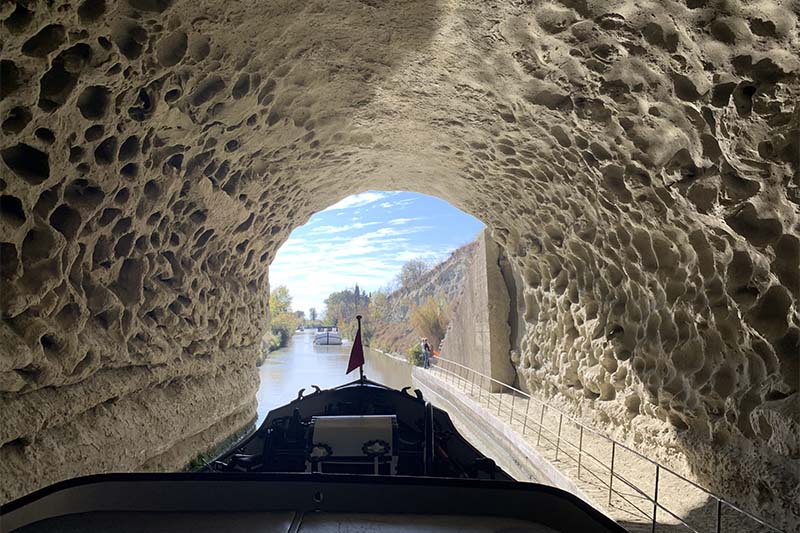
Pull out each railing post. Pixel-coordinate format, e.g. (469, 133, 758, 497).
(522, 398, 530, 436)
(608, 441, 616, 507)
(651, 464, 660, 533)
(510, 392, 516, 424)
(470, 369, 475, 396)
(537, 404, 546, 446)
(477, 374, 483, 403)
(716, 498, 722, 533)
(497, 384, 502, 416)
(555, 413, 563, 460)
(578, 426, 583, 479)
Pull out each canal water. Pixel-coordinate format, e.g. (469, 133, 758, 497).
(256, 329, 412, 425)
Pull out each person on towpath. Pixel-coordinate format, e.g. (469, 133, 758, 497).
(421, 337, 432, 369)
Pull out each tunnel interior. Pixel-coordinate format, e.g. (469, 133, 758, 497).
(1, 0, 798, 526)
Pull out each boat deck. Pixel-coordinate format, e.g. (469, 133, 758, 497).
(3, 473, 624, 532)
(18, 511, 558, 532)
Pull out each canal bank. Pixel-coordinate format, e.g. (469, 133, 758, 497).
(414, 367, 584, 495)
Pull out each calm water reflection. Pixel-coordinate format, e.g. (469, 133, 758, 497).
(256, 330, 412, 425)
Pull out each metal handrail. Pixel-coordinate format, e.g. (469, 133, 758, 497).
(427, 356, 783, 533)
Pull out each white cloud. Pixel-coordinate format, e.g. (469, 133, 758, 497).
(268, 191, 483, 315)
(308, 221, 380, 235)
(269, 225, 438, 313)
(387, 217, 424, 226)
(378, 199, 413, 210)
(322, 192, 387, 211)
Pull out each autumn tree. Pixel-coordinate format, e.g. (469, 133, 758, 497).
(397, 260, 430, 291)
(410, 294, 450, 349)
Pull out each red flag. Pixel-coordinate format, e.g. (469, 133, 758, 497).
(346, 315, 365, 374)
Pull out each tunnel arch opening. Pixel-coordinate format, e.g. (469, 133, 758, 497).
(0, 0, 797, 526)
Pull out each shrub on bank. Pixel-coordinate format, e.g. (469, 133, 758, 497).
(407, 343, 424, 366)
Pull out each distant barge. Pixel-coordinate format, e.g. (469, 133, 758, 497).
(313, 325, 342, 345)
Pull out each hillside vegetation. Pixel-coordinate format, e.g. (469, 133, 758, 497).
(368, 240, 478, 356)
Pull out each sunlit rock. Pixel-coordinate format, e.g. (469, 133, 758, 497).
(0, 0, 797, 526)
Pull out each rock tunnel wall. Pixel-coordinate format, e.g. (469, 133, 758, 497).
(0, 0, 798, 525)
(440, 228, 516, 391)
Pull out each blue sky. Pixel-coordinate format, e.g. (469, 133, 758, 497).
(269, 191, 485, 317)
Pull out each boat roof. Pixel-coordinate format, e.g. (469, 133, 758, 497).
(2, 473, 625, 532)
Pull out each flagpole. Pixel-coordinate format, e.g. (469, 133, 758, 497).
(356, 315, 364, 382)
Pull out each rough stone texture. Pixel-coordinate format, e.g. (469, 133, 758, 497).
(0, 0, 798, 526)
(441, 229, 516, 392)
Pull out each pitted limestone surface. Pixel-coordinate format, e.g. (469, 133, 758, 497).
(0, 0, 798, 526)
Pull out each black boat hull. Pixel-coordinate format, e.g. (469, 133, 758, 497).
(2, 472, 625, 532)
(205, 379, 514, 481)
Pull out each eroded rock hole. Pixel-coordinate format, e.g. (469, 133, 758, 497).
(77, 85, 111, 119)
(22, 24, 66, 57)
(0, 242, 20, 279)
(118, 136, 140, 161)
(0, 60, 22, 99)
(22, 227, 56, 262)
(191, 75, 225, 106)
(144, 179, 161, 200)
(110, 20, 147, 60)
(40, 333, 62, 356)
(231, 74, 250, 99)
(85, 124, 104, 141)
(65, 179, 104, 210)
(97, 208, 120, 227)
(156, 31, 187, 67)
(127, 0, 173, 12)
(38, 44, 93, 111)
(114, 258, 144, 305)
(94, 137, 118, 166)
(2, 106, 32, 134)
(1, 143, 50, 185)
(128, 88, 154, 121)
(78, 0, 106, 23)
(50, 204, 82, 239)
(120, 163, 138, 179)
(34, 128, 56, 144)
(3, 3, 33, 33)
(164, 88, 181, 103)
(0, 195, 26, 226)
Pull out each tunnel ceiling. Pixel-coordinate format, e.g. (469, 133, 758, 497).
(1, 0, 799, 523)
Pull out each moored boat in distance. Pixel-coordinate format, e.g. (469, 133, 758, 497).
(313, 325, 342, 345)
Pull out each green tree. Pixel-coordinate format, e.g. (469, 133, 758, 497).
(268, 286, 299, 351)
(309, 307, 317, 321)
(324, 285, 371, 340)
(269, 285, 292, 315)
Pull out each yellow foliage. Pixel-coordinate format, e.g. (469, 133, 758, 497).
(409, 294, 450, 349)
